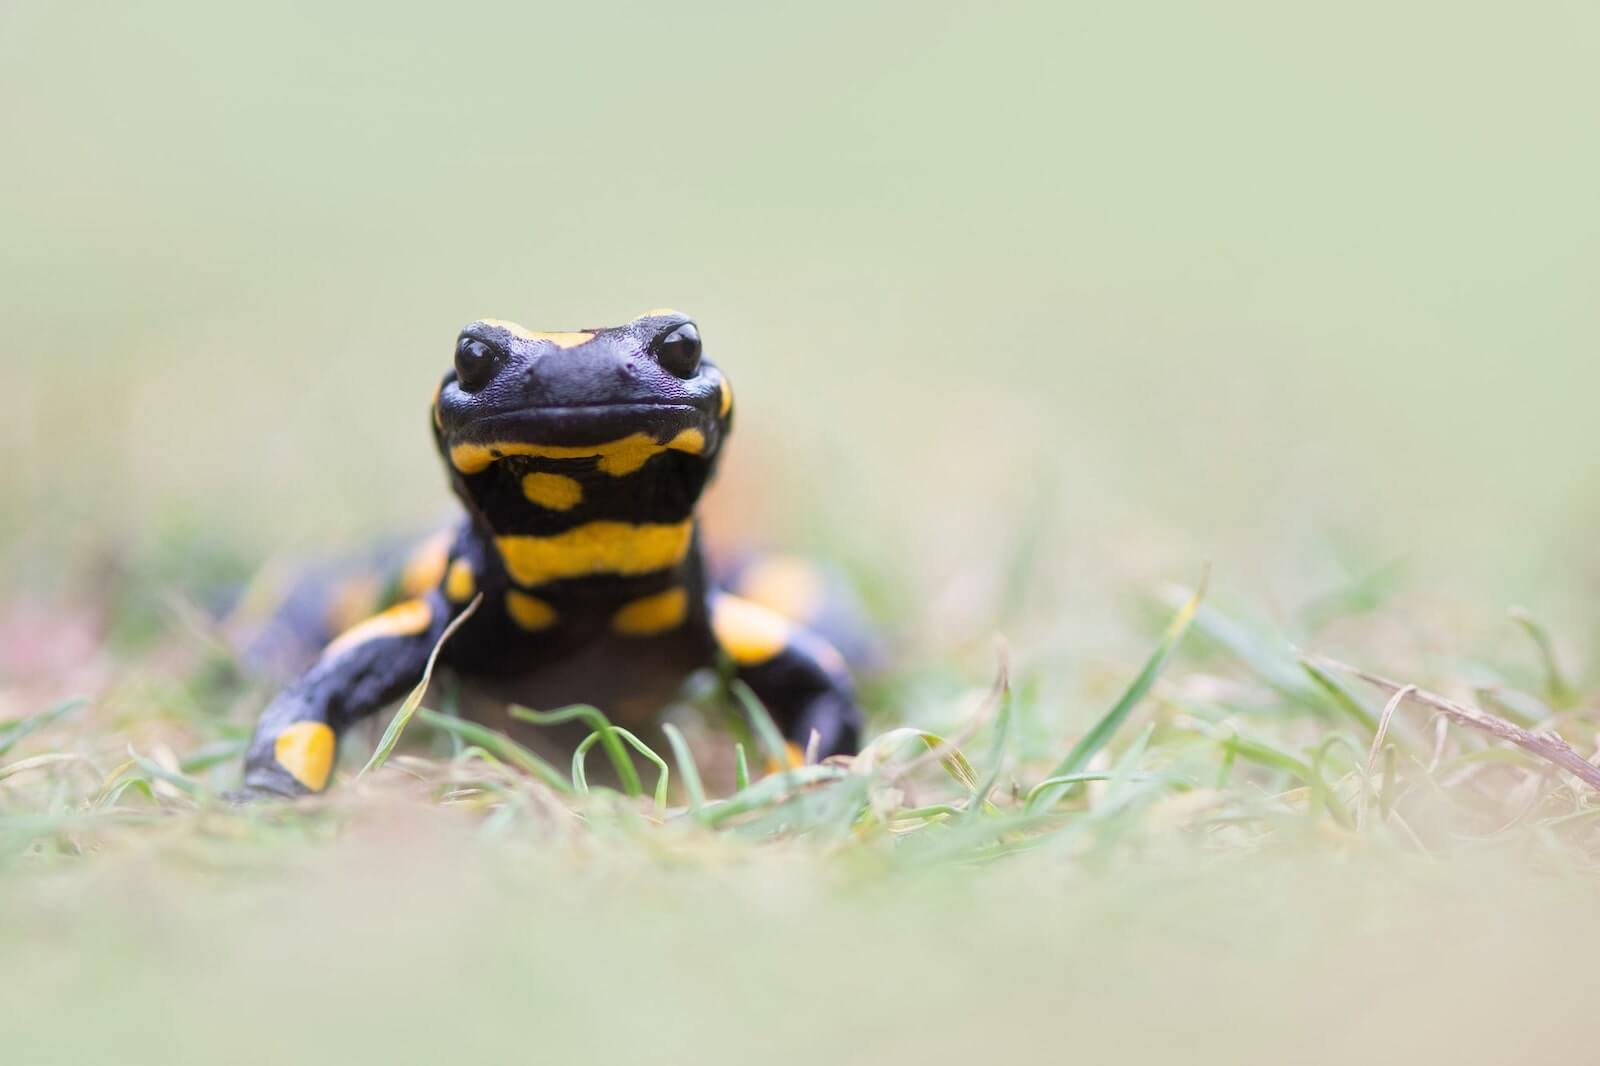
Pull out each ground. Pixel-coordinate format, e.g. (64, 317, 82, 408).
(5, 543, 1600, 1063)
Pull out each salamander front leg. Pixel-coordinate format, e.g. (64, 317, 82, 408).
(240, 593, 452, 797)
(710, 594, 862, 761)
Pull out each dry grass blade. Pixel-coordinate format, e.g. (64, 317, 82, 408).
(1367, 684, 1414, 775)
(0, 753, 96, 783)
(1310, 654, 1600, 792)
(359, 594, 483, 780)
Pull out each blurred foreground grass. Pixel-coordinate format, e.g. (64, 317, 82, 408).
(6, 567, 1600, 1063)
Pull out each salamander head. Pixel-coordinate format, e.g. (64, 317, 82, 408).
(431, 311, 734, 531)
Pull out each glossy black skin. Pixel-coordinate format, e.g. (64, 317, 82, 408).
(241, 313, 862, 797)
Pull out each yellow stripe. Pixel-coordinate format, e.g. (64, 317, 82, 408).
(719, 379, 733, 418)
(451, 428, 706, 477)
(521, 472, 584, 511)
(445, 558, 476, 603)
(505, 590, 558, 631)
(274, 721, 336, 792)
(612, 587, 690, 636)
(495, 521, 694, 587)
(478, 320, 594, 349)
(324, 598, 433, 658)
(711, 595, 792, 666)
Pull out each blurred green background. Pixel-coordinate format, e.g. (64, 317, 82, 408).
(6, 5, 1600, 1063)
(5, 0, 1598, 620)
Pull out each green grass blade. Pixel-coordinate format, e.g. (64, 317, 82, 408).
(734, 743, 751, 790)
(1511, 608, 1576, 708)
(1220, 732, 1353, 828)
(415, 708, 571, 793)
(0, 697, 87, 758)
(570, 726, 671, 812)
(127, 746, 205, 799)
(701, 765, 853, 827)
(661, 724, 706, 815)
(964, 673, 1013, 818)
(1022, 771, 1121, 806)
(611, 728, 670, 816)
(512, 704, 643, 797)
(1030, 573, 1206, 811)
(729, 680, 790, 771)
(1299, 660, 1381, 735)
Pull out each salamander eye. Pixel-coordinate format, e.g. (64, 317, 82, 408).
(653, 323, 702, 379)
(454, 336, 503, 392)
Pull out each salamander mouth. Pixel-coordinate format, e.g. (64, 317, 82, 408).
(453, 402, 698, 443)
(446, 403, 710, 476)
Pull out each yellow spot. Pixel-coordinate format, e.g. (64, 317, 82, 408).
(324, 598, 433, 658)
(324, 574, 383, 637)
(445, 558, 476, 603)
(638, 307, 683, 319)
(432, 379, 445, 429)
(478, 319, 594, 348)
(495, 521, 695, 587)
(521, 472, 584, 511)
(719, 379, 733, 418)
(612, 587, 690, 636)
(274, 721, 335, 792)
(505, 590, 558, 631)
(764, 742, 806, 775)
(451, 429, 706, 477)
(712, 595, 792, 666)
(400, 531, 452, 597)
(736, 556, 826, 624)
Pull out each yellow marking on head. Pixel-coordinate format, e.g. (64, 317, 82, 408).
(521, 472, 584, 511)
(452, 430, 706, 477)
(324, 598, 434, 658)
(711, 595, 792, 666)
(736, 556, 826, 624)
(432, 379, 445, 430)
(505, 590, 558, 631)
(495, 521, 695, 587)
(668, 428, 705, 456)
(445, 558, 476, 603)
(533, 331, 595, 348)
(274, 721, 336, 792)
(719, 379, 733, 418)
(324, 574, 383, 638)
(400, 531, 452, 598)
(638, 308, 683, 319)
(478, 319, 594, 349)
(611, 587, 690, 637)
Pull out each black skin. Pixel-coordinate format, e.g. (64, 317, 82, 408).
(242, 312, 862, 797)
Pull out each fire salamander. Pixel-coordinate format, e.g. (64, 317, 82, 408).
(241, 311, 863, 797)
